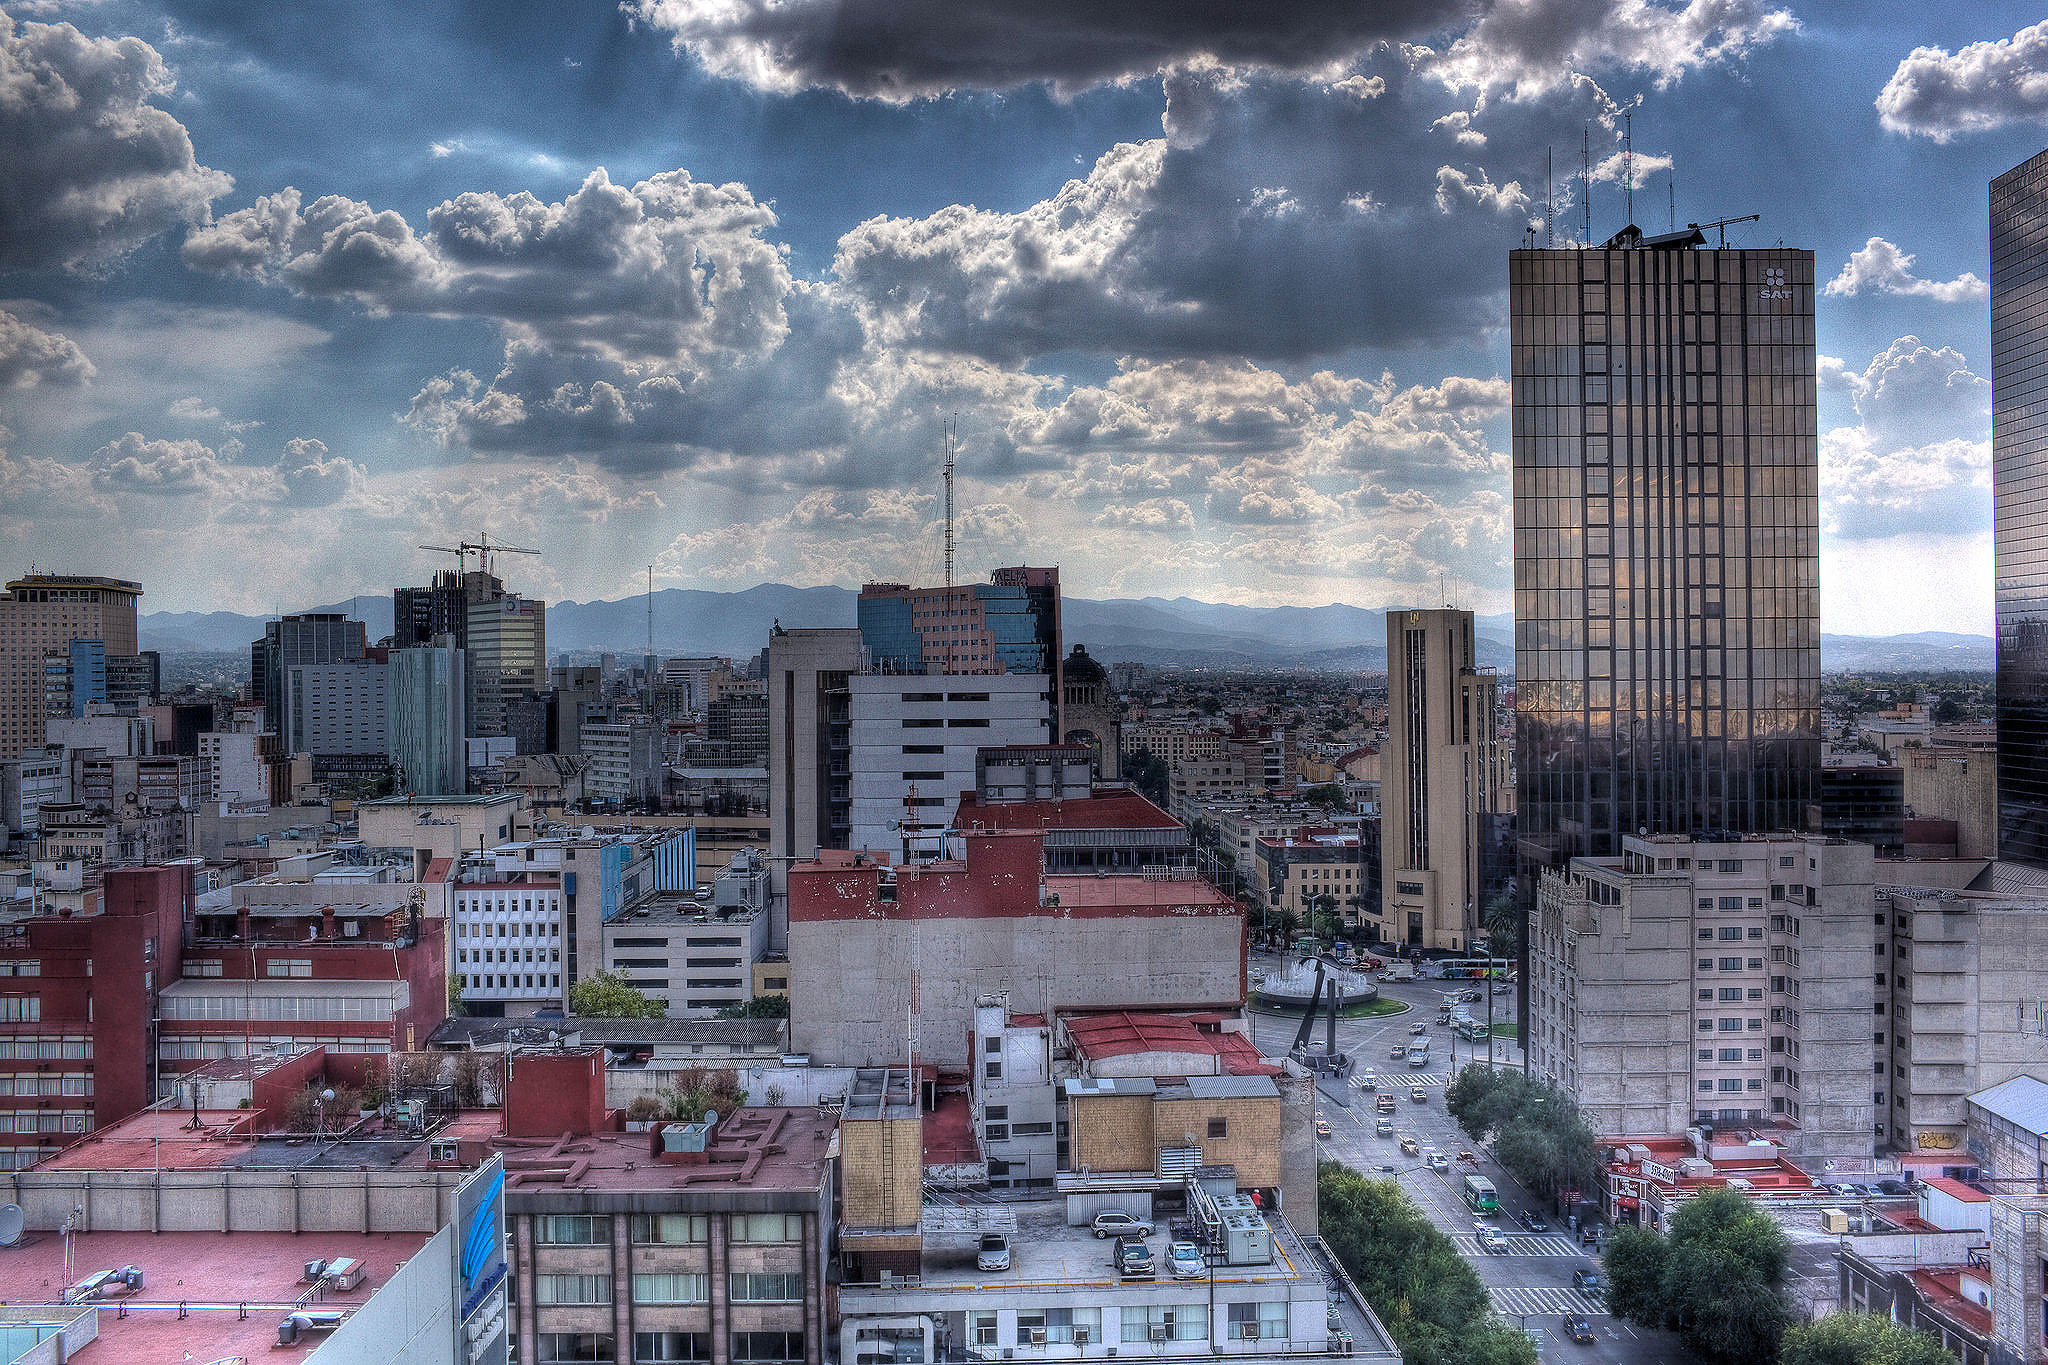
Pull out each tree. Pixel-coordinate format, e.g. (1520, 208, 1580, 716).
(1482, 891, 1522, 960)
(718, 995, 791, 1019)
(1604, 1189, 1793, 1365)
(446, 972, 465, 1016)
(1124, 748, 1170, 806)
(568, 969, 667, 1019)
(1304, 782, 1349, 809)
(1780, 1314, 1956, 1365)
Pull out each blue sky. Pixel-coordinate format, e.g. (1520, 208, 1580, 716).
(0, 0, 2043, 632)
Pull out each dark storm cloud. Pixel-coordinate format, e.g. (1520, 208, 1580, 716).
(626, 0, 1478, 101)
(0, 12, 232, 272)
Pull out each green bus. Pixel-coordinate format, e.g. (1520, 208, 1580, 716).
(1463, 1175, 1500, 1213)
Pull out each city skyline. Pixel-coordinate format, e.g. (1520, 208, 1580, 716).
(0, 3, 2043, 633)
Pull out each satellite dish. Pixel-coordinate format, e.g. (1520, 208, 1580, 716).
(0, 1204, 23, 1246)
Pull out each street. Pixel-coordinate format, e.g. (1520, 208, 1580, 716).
(1256, 959, 1696, 1364)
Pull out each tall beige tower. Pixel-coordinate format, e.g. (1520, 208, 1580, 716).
(0, 574, 142, 757)
(1380, 607, 1506, 952)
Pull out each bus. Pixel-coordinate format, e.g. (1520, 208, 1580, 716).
(1463, 1175, 1500, 1213)
(1454, 1020, 1492, 1043)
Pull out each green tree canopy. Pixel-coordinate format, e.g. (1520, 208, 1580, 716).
(1605, 1188, 1794, 1364)
(718, 995, 791, 1019)
(1780, 1313, 1957, 1365)
(568, 969, 667, 1019)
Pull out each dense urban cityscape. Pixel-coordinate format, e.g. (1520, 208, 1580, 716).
(2, 4, 2047, 1365)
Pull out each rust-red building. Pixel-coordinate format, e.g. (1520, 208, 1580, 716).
(156, 887, 447, 1090)
(0, 864, 189, 1169)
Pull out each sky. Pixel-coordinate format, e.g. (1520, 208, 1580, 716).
(0, 1, 2044, 633)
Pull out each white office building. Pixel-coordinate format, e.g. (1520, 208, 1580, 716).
(452, 868, 565, 1013)
(848, 673, 1053, 859)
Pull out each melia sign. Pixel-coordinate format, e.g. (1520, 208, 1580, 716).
(453, 1157, 509, 1365)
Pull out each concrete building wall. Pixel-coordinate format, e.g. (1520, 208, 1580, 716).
(1151, 1095, 1282, 1187)
(840, 1115, 923, 1228)
(1902, 747, 1998, 859)
(0, 575, 141, 758)
(847, 673, 1053, 860)
(766, 630, 862, 921)
(789, 914, 1244, 1068)
(1067, 1093, 1155, 1174)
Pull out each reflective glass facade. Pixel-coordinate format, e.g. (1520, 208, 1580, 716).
(1510, 243, 1820, 865)
(1993, 148, 2048, 865)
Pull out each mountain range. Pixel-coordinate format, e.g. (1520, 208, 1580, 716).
(138, 586, 1992, 675)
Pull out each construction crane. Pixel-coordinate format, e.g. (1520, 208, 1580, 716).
(1691, 214, 1760, 249)
(417, 533, 541, 580)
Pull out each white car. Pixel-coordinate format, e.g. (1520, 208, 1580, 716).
(976, 1232, 1011, 1272)
(1476, 1225, 1510, 1254)
(1167, 1241, 1205, 1280)
(1091, 1210, 1154, 1239)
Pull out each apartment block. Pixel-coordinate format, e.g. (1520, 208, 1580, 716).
(0, 574, 142, 758)
(1527, 833, 1876, 1160)
(455, 866, 567, 1014)
(766, 627, 862, 896)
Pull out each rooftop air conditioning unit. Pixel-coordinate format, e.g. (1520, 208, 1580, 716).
(277, 1310, 346, 1345)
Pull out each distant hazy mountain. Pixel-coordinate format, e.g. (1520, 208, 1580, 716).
(139, 585, 1991, 674)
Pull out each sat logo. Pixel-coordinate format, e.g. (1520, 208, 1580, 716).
(1760, 267, 1792, 301)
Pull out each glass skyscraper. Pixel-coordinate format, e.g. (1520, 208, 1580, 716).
(1510, 230, 1821, 867)
(1993, 147, 2048, 866)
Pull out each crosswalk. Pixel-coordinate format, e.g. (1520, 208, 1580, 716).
(1449, 1233, 1583, 1257)
(1489, 1286, 1607, 1318)
(1354, 1072, 1445, 1087)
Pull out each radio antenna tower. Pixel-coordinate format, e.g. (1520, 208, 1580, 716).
(1544, 148, 1554, 248)
(646, 564, 654, 662)
(1623, 110, 1634, 227)
(1581, 129, 1592, 246)
(942, 415, 958, 590)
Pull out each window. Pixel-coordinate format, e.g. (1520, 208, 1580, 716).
(635, 1333, 711, 1364)
(1697, 989, 1713, 1001)
(538, 1274, 613, 1306)
(1698, 1049, 1714, 1061)
(1718, 1018, 1742, 1032)
(972, 1314, 999, 1348)
(538, 1335, 615, 1364)
(985, 1060, 1002, 1079)
(1720, 860, 1743, 873)
(629, 1212, 701, 1246)
(1699, 958, 1715, 971)
(633, 1274, 709, 1305)
(729, 1273, 803, 1302)
(1207, 1118, 1228, 1139)
(1719, 1048, 1741, 1061)
(1720, 957, 1742, 971)
(1123, 1307, 1206, 1343)
(1039, 1308, 1098, 1344)
(0, 997, 39, 1023)
(731, 1335, 804, 1363)
(264, 959, 312, 978)
(1718, 1079, 1742, 1093)
(1719, 988, 1742, 1002)
(536, 1214, 611, 1245)
(730, 1213, 804, 1243)
(1226, 1303, 1289, 1341)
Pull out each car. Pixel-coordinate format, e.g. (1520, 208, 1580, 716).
(1410, 1086, 1428, 1102)
(1563, 1314, 1594, 1344)
(1427, 1152, 1450, 1173)
(977, 1232, 1012, 1272)
(1114, 1238, 1155, 1279)
(1167, 1241, 1205, 1280)
(1399, 1136, 1420, 1156)
(1476, 1225, 1509, 1253)
(1357, 1071, 1378, 1091)
(1572, 1268, 1605, 1299)
(1376, 1118, 1395, 1137)
(1519, 1210, 1550, 1232)
(1377, 1094, 1397, 1114)
(1877, 1179, 1909, 1196)
(1826, 1181, 1857, 1196)
(1315, 1118, 1332, 1139)
(1410, 1023, 1427, 1035)
(1391, 1043, 1410, 1059)
(1493, 984, 1512, 995)
(1092, 1210, 1154, 1239)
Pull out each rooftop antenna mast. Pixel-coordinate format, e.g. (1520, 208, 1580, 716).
(1581, 129, 1592, 246)
(1668, 176, 1676, 233)
(942, 415, 958, 591)
(646, 564, 654, 663)
(1544, 148, 1553, 248)
(1693, 213, 1761, 249)
(1623, 110, 1634, 227)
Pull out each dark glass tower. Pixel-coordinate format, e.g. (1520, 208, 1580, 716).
(1510, 230, 1821, 867)
(1994, 149, 2048, 865)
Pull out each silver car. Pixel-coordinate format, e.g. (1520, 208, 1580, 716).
(976, 1232, 1011, 1272)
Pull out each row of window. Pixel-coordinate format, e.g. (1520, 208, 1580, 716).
(0, 1111, 87, 1132)
(535, 1213, 805, 1246)
(1698, 957, 1766, 971)
(536, 1331, 803, 1365)
(0, 998, 41, 1022)
(457, 919, 560, 937)
(160, 996, 394, 1022)
(0, 1073, 91, 1096)
(537, 1272, 804, 1306)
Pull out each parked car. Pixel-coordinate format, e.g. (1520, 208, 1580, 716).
(1476, 1225, 1510, 1253)
(1519, 1210, 1550, 1232)
(977, 1232, 1012, 1272)
(1115, 1238, 1155, 1278)
(1167, 1241, 1205, 1280)
(1376, 1118, 1395, 1137)
(1876, 1179, 1909, 1196)
(1315, 1118, 1332, 1139)
(1572, 1268, 1605, 1301)
(1092, 1210, 1154, 1239)
(1563, 1313, 1595, 1344)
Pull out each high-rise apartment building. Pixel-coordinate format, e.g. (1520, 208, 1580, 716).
(465, 594, 546, 738)
(856, 566, 1063, 729)
(1510, 232, 1821, 869)
(766, 628, 862, 896)
(282, 658, 390, 764)
(249, 612, 367, 735)
(1380, 607, 1509, 951)
(392, 567, 502, 649)
(388, 639, 467, 796)
(0, 574, 142, 757)
(1992, 147, 2048, 864)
